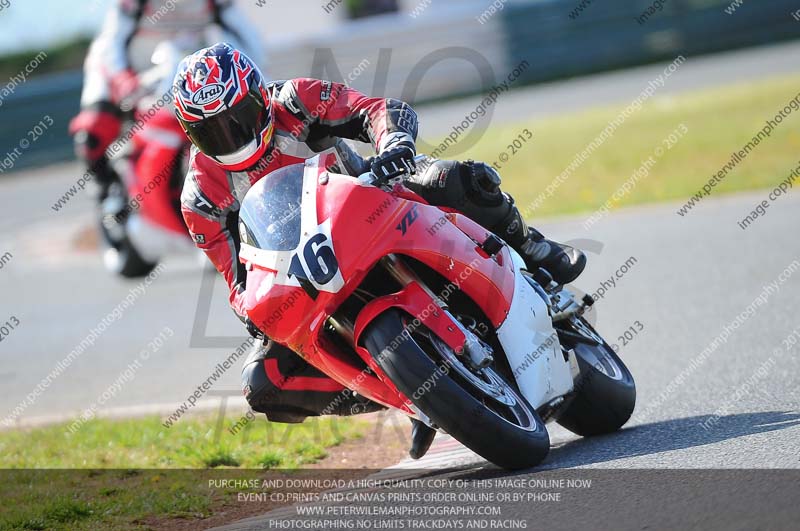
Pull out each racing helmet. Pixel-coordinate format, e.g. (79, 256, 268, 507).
(173, 42, 273, 171)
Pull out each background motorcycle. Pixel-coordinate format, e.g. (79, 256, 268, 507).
(238, 152, 636, 470)
(99, 40, 194, 278)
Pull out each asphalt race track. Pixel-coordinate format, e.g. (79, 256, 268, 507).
(211, 188, 800, 530)
(0, 41, 798, 480)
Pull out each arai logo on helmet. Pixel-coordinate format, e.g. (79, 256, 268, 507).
(191, 83, 224, 105)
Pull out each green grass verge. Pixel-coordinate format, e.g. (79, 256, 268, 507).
(457, 74, 800, 218)
(0, 414, 364, 468)
(0, 470, 212, 531)
(0, 415, 365, 530)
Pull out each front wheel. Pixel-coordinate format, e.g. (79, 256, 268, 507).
(362, 310, 550, 470)
(98, 184, 158, 278)
(101, 242, 157, 278)
(554, 317, 636, 436)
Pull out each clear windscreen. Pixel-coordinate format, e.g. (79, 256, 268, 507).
(238, 163, 304, 251)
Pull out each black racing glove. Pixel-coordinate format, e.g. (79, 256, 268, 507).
(370, 145, 416, 184)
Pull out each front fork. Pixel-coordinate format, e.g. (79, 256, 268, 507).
(381, 255, 494, 370)
(328, 254, 492, 369)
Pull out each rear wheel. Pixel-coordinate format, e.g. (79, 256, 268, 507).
(555, 317, 636, 436)
(362, 309, 550, 470)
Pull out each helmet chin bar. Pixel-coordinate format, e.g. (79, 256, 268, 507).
(213, 120, 274, 171)
(216, 138, 260, 166)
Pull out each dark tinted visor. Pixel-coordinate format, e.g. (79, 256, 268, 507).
(184, 80, 269, 157)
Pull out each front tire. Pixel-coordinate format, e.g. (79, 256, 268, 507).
(102, 242, 157, 278)
(98, 184, 157, 278)
(555, 317, 636, 436)
(362, 310, 550, 470)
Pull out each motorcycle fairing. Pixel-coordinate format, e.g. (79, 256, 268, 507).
(239, 153, 573, 413)
(497, 267, 574, 409)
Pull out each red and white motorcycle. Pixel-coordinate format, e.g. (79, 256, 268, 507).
(238, 152, 636, 469)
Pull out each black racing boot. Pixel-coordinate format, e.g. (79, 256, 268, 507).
(493, 201, 586, 285)
(409, 419, 436, 459)
(406, 158, 586, 285)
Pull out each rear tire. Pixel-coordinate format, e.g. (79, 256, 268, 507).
(555, 318, 636, 436)
(362, 310, 550, 470)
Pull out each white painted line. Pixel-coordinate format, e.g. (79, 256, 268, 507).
(0, 397, 250, 431)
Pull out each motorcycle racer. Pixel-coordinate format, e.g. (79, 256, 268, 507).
(174, 43, 586, 458)
(69, 0, 264, 199)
